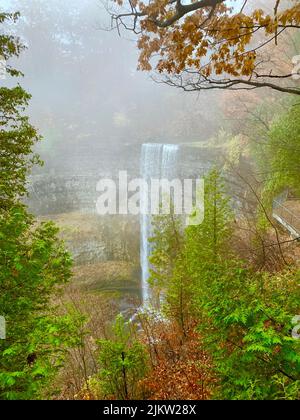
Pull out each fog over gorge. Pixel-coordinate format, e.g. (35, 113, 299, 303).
(5, 0, 222, 177)
(2, 1, 223, 306)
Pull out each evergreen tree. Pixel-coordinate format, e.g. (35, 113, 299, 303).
(184, 170, 300, 399)
(97, 314, 148, 400)
(186, 169, 233, 267)
(149, 169, 300, 399)
(184, 169, 233, 317)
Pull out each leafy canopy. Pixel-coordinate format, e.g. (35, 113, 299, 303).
(110, 0, 300, 95)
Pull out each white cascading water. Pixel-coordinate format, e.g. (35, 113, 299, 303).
(140, 143, 179, 305)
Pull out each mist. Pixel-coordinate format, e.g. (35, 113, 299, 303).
(4, 0, 222, 177)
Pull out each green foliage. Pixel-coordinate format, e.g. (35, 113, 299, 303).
(0, 12, 24, 78)
(265, 104, 300, 197)
(185, 169, 233, 267)
(0, 15, 42, 210)
(149, 168, 300, 399)
(97, 314, 148, 399)
(149, 211, 184, 307)
(0, 205, 74, 399)
(149, 170, 233, 333)
(251, 102, 300, 206)
(0, 12, 75, 399)
(190, 171, 300, 399)
(197, 263, 300, 400)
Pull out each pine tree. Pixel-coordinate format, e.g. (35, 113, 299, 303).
(185, 169, 233, 267)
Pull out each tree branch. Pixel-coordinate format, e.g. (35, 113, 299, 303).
(150, 0, 225, 28)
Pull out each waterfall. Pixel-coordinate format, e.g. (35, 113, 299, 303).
(140, 143, 179, 305)
(161, 144, 179, 179)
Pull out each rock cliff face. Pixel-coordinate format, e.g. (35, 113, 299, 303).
(27, 174, 103, 215)
(26, 143, 221, 266)
(26, 143, 221, 300)
(37, 212, 141, 302)
(177, 144, 221, 178)
(26, 144, 221, 215)
(38, 212, 140, 265)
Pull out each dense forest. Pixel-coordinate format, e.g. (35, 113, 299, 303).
(1, 0, 300, 401)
